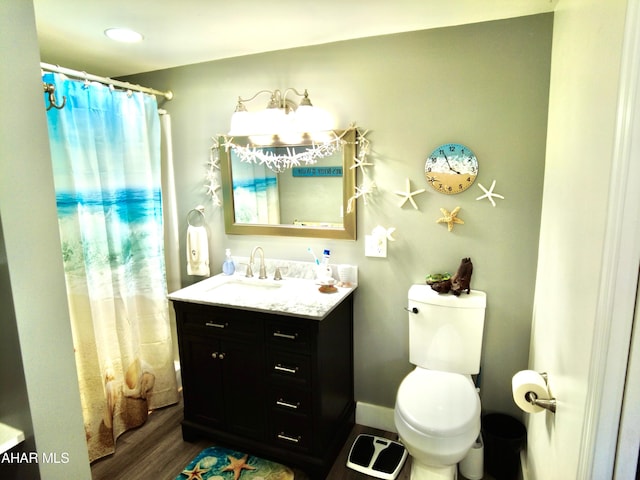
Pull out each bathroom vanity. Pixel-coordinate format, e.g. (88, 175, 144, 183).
(169, 272, 356, 479)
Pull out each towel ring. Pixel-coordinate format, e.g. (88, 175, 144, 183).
(187, 206, 206, 227)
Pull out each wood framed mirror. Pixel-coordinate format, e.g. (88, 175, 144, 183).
(220, 129, 356, 239)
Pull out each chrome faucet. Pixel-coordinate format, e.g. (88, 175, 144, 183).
(247, 246, 267, 279)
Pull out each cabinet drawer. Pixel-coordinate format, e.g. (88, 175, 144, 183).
(269, 386, 312, 415)
(270, 411, 312, 452)
(179, 305, 260, 340)
(267, 351, 311, 385)
(266, 320, 311, 351)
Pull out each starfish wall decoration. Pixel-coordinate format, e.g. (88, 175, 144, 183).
(340, 124, 378, 214)
(205, 139, 223, 207)
(437, 206, 465, 232)
(204, 178, 221, 206)
(346, 180, 376, 213)
(208, 144, 221, 170)
(350, 154, 374, 171)
(476, 179, 505, 207)
(220, 135, 235, 152)
(230, 139, 340, 171)
(209, 125, 373, 211)
(394, 178, 426, 210)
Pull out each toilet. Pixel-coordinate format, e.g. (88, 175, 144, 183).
(394, 285, 487, 480)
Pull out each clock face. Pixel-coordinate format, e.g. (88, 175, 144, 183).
(425, 143, 478, 194)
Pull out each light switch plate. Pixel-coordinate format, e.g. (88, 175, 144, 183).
(365, 234, 387, 258)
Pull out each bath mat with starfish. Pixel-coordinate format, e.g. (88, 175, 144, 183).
(176, 446, 295, 480)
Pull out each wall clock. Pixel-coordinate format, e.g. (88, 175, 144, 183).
(425, 143, 478, 194)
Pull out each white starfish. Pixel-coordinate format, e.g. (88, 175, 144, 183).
(356, 127, 369, 139)
(220, 135, 235, 152)
(394, 178, 426, 210)
(208, 151, 220, 170)
(205, 179, 220, 197)
(347, 180, 376, 213)
(476, 180, 505, 207)
(350, 155, 374, 170)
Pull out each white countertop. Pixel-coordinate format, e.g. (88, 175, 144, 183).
(168, 272, 356, 320)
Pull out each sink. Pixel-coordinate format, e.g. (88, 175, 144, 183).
(204, 277, 283, 296)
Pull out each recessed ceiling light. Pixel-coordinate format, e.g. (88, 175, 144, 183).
(104, 27, 144, 43)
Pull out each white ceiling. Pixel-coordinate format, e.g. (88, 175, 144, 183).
(33, 0, 557, 78)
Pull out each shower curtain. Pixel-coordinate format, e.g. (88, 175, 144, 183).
(43, 73, 179, 461)
(231, 152, 280, 224)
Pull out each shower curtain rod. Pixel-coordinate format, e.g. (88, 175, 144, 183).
(40, 62, 173, 100)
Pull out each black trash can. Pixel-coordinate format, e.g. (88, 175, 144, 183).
(482, 413, 526, 480)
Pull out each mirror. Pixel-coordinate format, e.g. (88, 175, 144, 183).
(220, 129, 356, 239)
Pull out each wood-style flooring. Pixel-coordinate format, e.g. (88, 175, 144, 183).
(90, 397, 411, 480)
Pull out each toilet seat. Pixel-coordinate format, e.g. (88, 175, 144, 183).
(396, 368, 479, 437)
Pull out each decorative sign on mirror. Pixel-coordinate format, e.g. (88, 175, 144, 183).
(220, 129, 357, 239)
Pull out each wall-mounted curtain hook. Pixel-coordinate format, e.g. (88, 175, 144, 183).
(43, 82, 66, 111)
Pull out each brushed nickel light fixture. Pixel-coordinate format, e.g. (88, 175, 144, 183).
(229, 88, 334, 140)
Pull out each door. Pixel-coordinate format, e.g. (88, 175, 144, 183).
(220, 337, 265, 440)
(526, 1, 640, 478)
(181, 336, 225, 427)
(181, 335, 265, 440)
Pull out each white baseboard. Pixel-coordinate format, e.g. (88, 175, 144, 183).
(174, 360, 182, 389)
(355, 401, 397, 434)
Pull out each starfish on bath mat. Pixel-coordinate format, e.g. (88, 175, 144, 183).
(222, 453, 256, 480)
(180, 461, 209, 480)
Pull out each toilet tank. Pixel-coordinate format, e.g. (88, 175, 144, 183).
(408, 285, 486, 374)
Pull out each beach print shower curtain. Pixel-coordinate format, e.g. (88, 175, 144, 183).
(43, 73, 179, 461)
(231, 150, 280, 224)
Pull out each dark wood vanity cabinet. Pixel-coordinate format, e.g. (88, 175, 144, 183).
(172, 293, 355, 479)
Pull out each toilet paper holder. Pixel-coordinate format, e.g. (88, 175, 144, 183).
(525, 372, 557, 413)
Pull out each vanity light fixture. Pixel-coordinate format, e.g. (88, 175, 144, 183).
(104, 27, 144, 43)
(229, 88, 334, 139)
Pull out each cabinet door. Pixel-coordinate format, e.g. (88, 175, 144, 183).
(220, 337, 265, 440)
(181, 335, 225, 427)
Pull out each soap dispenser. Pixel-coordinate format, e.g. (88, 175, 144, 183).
(222, 249, 235, 275)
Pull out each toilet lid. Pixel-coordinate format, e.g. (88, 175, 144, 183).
(396, 369, 480, 437)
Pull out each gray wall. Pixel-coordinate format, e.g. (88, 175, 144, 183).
(0, 221, 38, 479)
(127, 13, 553, 418)
(0, 1, 91, 478)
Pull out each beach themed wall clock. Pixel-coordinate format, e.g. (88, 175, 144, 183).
(425, 143, 478, 194)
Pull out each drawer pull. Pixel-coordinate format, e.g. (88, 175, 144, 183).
(205, 321, 228, 329)
(277, 433, 302, 444)
(273, 331, 297, 340)
(276, 399, 300, 410)
(274, 364, 299, 374)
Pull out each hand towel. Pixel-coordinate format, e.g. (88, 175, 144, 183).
(186, 225, 210, 276)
